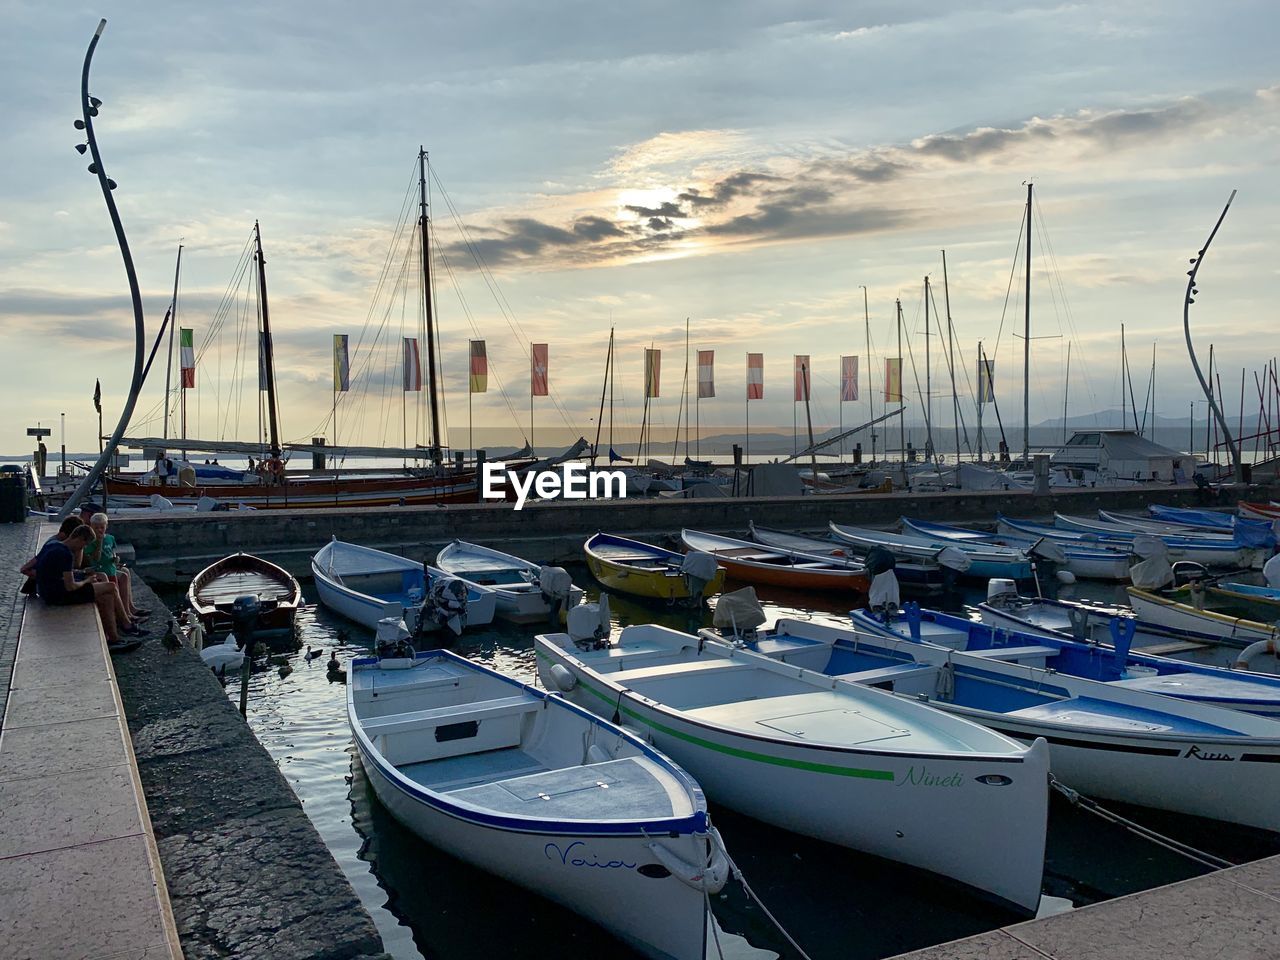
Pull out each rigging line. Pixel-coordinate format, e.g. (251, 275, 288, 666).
(927, 282, 972, 452)
(991, 207, 1026, 356)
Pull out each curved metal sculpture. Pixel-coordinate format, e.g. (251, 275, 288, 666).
(58, 19, 149, 519)
(1182, 190, 1244, 483)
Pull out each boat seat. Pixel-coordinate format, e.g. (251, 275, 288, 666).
(751, 636, 828, 657)
(362, 694, 541, 737)
(448, 757, 680, 820)
(836, 663, 935, 686)
(612, 658, 747, 683)
(964, 645, 1057, 662)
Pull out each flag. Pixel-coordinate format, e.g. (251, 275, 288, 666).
(258, 331, 270, 390)
(403, 337, 422, 392)
(333, 334, 350, 392)
(840, 356, 858, 402)
(644, 348, 661, 398)
(531, 343, 549, 396)
(978, 358, 995, 406)
(746, 353, 764, 400)
(697, 350, 715, 399)
(884, 358, 903, 403)
(180, 328, 195, 388)
(793, 355, 811, 402)
(469, 340, 488, 393)
(93, 379, 101, 414)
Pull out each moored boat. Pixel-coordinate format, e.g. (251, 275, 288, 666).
(998, 514, 1254, 568)
(680, 528, 870, 593)
(747, 522, 958, 593)
(775, 611, 1280, 831)
(350, 648, 725, 959)
(311, 539, 496, 634)
(829, 521, 1033, 581)
(900, 516, 1132, 581)
(1127, 586, 1280, 649)
(583, 533, 724, 602)
(536, 623, 1049, 914)
(186, 552, 301, 637)
(436, 540, 583, 623)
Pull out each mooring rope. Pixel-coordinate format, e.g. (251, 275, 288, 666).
(1050, 776, 1234, 871)
(721, 845, 815, 960)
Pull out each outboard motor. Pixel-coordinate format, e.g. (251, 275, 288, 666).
(567, 593, 611, 651)
(679, 551, 719, 603)
(1129, 536, 1175, 591)
(424, 576, 469, 639)
(712, 587, 767, 643)
(375, 617, 417, 664)
(985, 578, 1020, 609)
(538, 565, 574, 625)
(864, 546, 900, 616)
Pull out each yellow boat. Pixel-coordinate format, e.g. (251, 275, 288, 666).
(583, 532, 725, 602)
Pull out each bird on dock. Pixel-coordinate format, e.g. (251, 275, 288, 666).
(304, 646, 322, 662)
(161, 618, 182, 654)
(278, 661, 293, 679)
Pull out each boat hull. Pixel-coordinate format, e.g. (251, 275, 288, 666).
(585, 555, 725, 601)
(1127, 589, 1278, 648)
(536, 644, 1048, 915)
(186, 553, 300, 638)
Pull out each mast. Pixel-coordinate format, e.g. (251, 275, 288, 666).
(862, 285, 875, 460)
(977, 341, 985, 460)
(896, 298, 905, 473)
(941, 251, 959, 465)
(593, 328, 613, 467)
(163, 243, 183, 440)
(1062, 342, 1071, 446)
(924, 275, 933, 461)
(418, 147, 443, 462)
(254, 221, 281, 459)
(802, 360, 818, 483)
(1022, 181, 1032, 464)
(1121, 323, 1128, 431)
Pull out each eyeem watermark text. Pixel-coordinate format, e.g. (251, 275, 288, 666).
(482, 462, 627, 511)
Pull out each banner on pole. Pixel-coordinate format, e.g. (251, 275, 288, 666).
(333, 334, 350, 392)
(697, 350, 715, 398)
(884, 358, 902, 403)
(180, 327, 195, 388)
(531, 343, 549, 396)
(469, 340, 488, 393)
(977, 358, 995, 406)
(644, 348, 661, 398)
(840, 355, 858, 402)
(746, 353, 764, 400)
(403, 337, 422, 392)
(793, 355, 811, 402)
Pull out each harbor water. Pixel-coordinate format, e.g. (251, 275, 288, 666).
(165, 570, 1280, 960)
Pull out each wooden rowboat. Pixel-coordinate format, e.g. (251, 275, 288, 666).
(680, 528, 870, 593)
(186, 552, 301, 637)
(583, 532, 725, 602)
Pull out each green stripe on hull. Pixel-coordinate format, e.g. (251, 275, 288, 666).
(540, 650, 894, 782)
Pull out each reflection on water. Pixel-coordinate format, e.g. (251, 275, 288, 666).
(184, 569, 1280, 960)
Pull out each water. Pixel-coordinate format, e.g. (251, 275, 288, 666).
(170, 571, 1280, 960)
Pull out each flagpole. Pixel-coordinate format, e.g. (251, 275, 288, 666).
(163, 244, 182, 440)
(744, 353, 750, 465)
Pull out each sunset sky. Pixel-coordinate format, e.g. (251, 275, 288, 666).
(3, 1, 1278, 455)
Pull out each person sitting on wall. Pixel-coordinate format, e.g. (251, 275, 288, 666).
(84, 512, 148, 621)
(34, 525, 145, 650)
(18, 516, 80, 593)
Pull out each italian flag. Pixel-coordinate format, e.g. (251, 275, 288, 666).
(180, 327, 195, 388)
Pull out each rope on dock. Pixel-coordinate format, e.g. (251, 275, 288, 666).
(1050, 777, 1234, 871)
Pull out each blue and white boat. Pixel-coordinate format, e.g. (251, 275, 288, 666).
(997, 514, 1253, 568)
(436, 540, 584, 623)
(829, 520, 1034, 581)
(537, 623, 1049, 914)
(312, 539, 496, 634)
(349, 649, 725, 960)
(745, 611, 1280, 832)
(900, 516, 1132, 581)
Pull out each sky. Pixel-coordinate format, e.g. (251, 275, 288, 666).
(3, 1, 1279, 455)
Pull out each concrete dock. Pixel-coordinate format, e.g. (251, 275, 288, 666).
(891, 853, 1280, 959)
(0, 524, 389, 960)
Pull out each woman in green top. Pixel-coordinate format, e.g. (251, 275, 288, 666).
(86, 513, 146, 620)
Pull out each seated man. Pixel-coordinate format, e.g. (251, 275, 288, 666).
(35, 525, 144, 651)
(84, 512, 148, 621)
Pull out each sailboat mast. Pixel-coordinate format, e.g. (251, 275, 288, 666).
(977, 340, 985, 460)
(896, 298, 905, 468)
(1022, 181, 1032, 464)
(163, 244, 183, 440)
(418, 147, 443, 462)
(593, 327, 613, 467)
(1121, 322, 1128, 431)
(941, 251, 958, 464)
(1062, 342, 1071, 446)
(802, 360, 818, 483)
(862, 285, 875, 460)
(254, 222, 281, 459)
(924, 275, 932, 461)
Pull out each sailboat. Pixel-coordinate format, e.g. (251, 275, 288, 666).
(97, 152, 537, 510)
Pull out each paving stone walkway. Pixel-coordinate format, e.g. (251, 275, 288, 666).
(0, 520, 38, 726)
